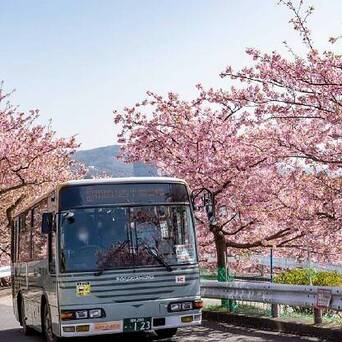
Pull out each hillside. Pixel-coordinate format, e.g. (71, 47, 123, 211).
(74, 145, 157, 178)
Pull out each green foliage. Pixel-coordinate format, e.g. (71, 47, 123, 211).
(274, 268, 342, 316)
(274, 268, 342, 287)
(314, 271, 342, 287)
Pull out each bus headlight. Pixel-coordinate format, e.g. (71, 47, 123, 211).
(89, 309, 102, 318)
(182, 302, 193, 310)
(168, 301, 193, 312)
(169, 303, 182, 312)
(75, 310, 88, 319)
(61, 308, 105, 320)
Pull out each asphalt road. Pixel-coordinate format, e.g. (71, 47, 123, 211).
(0, 294, 322, 342)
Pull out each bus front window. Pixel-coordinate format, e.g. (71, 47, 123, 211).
(59, 205, 197, 272)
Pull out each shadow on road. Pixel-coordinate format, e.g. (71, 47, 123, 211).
(198, 321, 319, 342)
(0, 328, 172, 342)
(0, 299, 318, 342)
(0, 324, 319, 342)
(0, 328, 42, 341)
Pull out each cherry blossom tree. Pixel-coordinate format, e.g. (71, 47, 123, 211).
(218, 0, 342, 264)
(114, 0, 342, 274)
(0, 86, 84, 263)
(220, 1, 341, 171)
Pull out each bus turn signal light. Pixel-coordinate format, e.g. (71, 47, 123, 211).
(193, 300, 203, 309)
(61, 312, 75, 320)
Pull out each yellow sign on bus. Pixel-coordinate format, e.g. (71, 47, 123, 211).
(76, 282, 91, 296)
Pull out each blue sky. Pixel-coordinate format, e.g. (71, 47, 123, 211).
(0, 0, 341, 149)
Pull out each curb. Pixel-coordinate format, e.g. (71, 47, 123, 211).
(203, 310, 342, 341)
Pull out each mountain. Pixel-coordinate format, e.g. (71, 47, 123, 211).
(74, 145, 158, 178)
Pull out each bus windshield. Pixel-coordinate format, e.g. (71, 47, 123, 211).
(59, 205, 197, 272)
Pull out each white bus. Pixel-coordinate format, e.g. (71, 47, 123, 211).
(11, 177, 202, 341)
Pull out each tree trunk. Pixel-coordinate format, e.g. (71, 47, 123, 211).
(215, 234, 227, 278)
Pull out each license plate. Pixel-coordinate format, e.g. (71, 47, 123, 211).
(123, 317, 151, 332)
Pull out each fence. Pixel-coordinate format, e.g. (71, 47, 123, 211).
(201, 280, 342, 324)
(253, 255, 342, 274)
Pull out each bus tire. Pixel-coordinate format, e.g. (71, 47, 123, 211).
(20, 297, 34, 336)
(155, 328, 178, 338)
(42, 302, 58, 342)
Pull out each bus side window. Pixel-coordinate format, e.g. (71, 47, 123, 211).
(32, 200, 48, 260)
(15, 219, 20, 262)
(18, 212, 32, 262)
(10, 219, 17, 263)
(49, 231, 56, 274)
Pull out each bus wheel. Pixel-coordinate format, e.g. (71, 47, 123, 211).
(155, 328, 178, 339)
(20, 298, 34, 336)
(42, 303, 58, 342)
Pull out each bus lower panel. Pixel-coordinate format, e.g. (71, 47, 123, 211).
(60, 312, 202, 337)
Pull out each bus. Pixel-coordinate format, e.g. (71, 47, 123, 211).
(11, 177, 202, 341)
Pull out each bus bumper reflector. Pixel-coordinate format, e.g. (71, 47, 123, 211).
(181, 315, 193, 323)
(63, 326, 75, 333)
(76, 325, 90, 332)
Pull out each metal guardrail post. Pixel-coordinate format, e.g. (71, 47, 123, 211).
(271, 304, 280, 318)
(217, 267, 237, 312)
(313, 308, 322, 324)
(269, 248, 279, 318)
(217, 266, 229, 309)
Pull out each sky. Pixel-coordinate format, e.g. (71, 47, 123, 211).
(0, 0, 341, 150)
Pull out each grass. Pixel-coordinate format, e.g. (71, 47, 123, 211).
(280, 306, 342, 326)
(205, 302, 342, 326)
(205, 303, 270, 317)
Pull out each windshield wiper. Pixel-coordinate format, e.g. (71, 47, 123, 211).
(138, 239, 173, 272)
(94, 267, 106, 276)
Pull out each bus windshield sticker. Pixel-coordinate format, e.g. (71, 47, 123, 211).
(175, 245, 191, 262)
(175, 275, 186, 284)
(76, 282, 91, 296)
(160, 221, 169, 238)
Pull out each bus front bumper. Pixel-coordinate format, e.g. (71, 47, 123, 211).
(60, 312, 202, 337)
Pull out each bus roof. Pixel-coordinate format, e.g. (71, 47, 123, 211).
(58, 177, 187, 189)
(14, 177, 189, 218)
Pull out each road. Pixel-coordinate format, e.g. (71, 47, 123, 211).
(0, 294, 322, 342)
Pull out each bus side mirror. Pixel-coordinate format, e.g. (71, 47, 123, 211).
(42, 213, 53, 234)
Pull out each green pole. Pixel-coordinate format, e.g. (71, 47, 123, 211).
(217, 256, 236, 312)
(217, 266, 229, 308)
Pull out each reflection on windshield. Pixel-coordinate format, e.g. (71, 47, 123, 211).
(59, 205, 196, 272)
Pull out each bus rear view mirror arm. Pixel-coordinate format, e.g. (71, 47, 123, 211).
(41, 212, 53, 234)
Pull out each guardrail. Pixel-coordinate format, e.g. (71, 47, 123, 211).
(201, 280, 342, 323)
